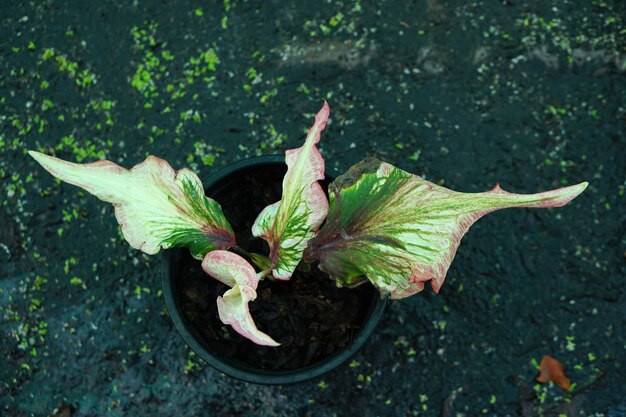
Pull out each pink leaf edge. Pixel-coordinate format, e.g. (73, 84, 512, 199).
(28, 151, 235, 257)
(202, 251, 279, 347)
(252, 100, 330, 280)
(403, 180, 589, 297)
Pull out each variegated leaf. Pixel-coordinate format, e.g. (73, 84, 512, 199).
(29, 151, 235, 259)
(252, 101, 330, 279)
(305, 158, 588, 299)
(202, 250, 279, 346)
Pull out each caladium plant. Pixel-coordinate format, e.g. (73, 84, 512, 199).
(304, 158, 588, 299)
(28, 151, 235, 258)
(252, 100, 330, 280)
(30, 101, 588, 347)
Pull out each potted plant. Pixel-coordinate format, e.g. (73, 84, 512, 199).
(28, 101, 587, 384)
(162, 155, 387, 384)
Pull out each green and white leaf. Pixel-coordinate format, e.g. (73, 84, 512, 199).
(29, 151, 235, 259)
(252, 101, 330, 279)
(305, 158, 588, 299)
(202, 250, 279, 346)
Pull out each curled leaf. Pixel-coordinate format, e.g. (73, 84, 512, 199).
(29, 151, 235, 259)
(252, 101, 330, 279)
(306, 158, 588, 298)
(537, 355, 571, 391)
(202, 250, 279, 346)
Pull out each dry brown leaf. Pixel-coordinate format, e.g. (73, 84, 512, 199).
(536, 355, 571, 391)
(52, 404, 75, 417)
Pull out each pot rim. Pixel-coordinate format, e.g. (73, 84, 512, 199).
(162, 155, 387, 384)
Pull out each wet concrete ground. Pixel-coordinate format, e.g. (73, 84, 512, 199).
(1, 0, 625, 416)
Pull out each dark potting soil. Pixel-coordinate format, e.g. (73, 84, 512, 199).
(175, 164, 377, 371)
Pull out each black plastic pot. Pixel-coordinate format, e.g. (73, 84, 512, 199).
(162, 155, 387, 385)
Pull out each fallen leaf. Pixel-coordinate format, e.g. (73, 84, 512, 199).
(536, 355, 571, 391)
(52, 404, 75, 417)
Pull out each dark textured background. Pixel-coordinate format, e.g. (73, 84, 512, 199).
(1, 0, 625, 416)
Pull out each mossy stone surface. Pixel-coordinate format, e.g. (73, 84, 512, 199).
(1, 0, 625, 415)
